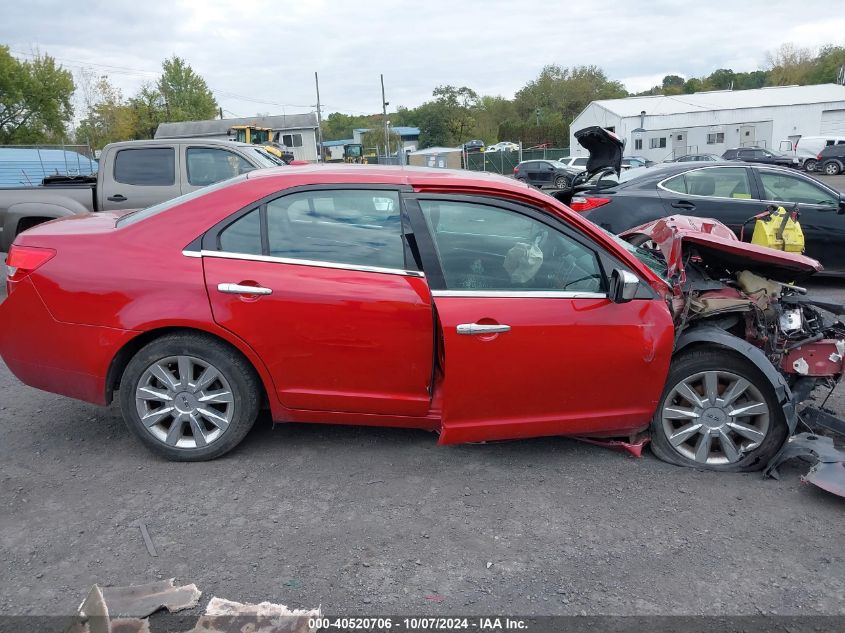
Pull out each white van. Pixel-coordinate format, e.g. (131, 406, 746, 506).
(779, 136, 845, 171)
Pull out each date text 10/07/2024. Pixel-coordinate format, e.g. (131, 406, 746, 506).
(308, 617, 529, 631)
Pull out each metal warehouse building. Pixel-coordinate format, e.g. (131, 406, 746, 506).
(155, 113, 319, 162)
(569, 84, 845, 163)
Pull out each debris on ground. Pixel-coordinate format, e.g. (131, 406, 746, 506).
(74, 580, 319, 633)
(765, 432, 845, 498)
(187, 597, 320, 633)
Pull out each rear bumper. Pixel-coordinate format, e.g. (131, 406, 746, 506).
(0, 278, 136, 405)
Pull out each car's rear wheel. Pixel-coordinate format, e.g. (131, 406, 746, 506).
(554, 175, 570, 189)
(823, 161, 842, 176)
(119, 333, 261, 461)
(803, 158, 817, 172)
(650, 349, 787, 472)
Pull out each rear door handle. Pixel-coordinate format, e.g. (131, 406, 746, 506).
(671, 200, 695, 210)
(456, 323, 511, 335)
(217, 283, 272, 296)
(107, 194, 127, 202)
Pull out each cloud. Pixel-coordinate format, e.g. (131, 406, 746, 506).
(1, 0, 842, 118)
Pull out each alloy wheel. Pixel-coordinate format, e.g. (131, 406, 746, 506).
(660, 370, 770, 465)
(135, 355, 235, 449)
(824, 162, 840, 175)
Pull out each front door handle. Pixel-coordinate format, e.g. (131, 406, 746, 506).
(456, 323, 511, 335)
(107, 194, 127, 202)
(671, 200, 695, 210)
(217, 283, 272, 296)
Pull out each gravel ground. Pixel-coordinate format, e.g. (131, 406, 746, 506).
(1, 180, 845, 620)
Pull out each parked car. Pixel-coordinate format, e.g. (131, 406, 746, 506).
(0, 138, 284, 253)
(620, 157, 653, 170)
(513, 159, 579, 188)
(564, 162, 845, 272)
(461, 140, 485, 153)
(817, 143, 845, 175)
(793, 136, 845, 171)
(485, 142, 519, 153)
(3, 165, 844, 482)
(666, 154, 722, 163)
(722, 147, 800, 168)
(557, 156, 589, 172)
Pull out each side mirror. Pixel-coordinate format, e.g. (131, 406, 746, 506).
(609, 269, 639, 303)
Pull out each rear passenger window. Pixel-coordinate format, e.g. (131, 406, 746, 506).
(663, 168, 752, 199)
(113, 148, 175, 185)
(219, 208, 262, 255)
(265, 190, 404, 269)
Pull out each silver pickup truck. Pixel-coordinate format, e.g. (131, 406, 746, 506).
(0, 138, 284, 252)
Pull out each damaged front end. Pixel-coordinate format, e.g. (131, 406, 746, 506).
(622, 215, 845, 496)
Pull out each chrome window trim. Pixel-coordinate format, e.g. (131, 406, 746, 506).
(182, 250, 202, 258)
(656, 165, 757, 201)
(197, 249, 425, 278)
(431, 290, 606, 299)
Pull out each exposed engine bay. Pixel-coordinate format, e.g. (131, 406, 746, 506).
(620, 215, 845, 494)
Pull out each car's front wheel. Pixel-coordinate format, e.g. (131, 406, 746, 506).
(803, 158, 817, 172)
(119, 333, 261, 461)
(823, 160, 842, 176)
(650, 349, 787, 472)
(554, 175, 570, 189)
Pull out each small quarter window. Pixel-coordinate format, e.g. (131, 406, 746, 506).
(218, 208, 262, 255)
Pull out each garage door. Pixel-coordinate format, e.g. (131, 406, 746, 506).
(821, 109, 845, 134)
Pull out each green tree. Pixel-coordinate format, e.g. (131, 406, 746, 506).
(809, 45, 845, 84)
(662, 75, 685, 94)
(129, 83, 167, 139)
(156, 56, 218, 121)
(75, 75, 137, 148)
(0, 47, 74, 143)
(766, 43, 814, 85)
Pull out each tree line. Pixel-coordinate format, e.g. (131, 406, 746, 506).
(1, 43, 843, 150)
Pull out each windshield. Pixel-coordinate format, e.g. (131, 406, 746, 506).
(601, 228, 669, 282)
(245, 147, 286, 167)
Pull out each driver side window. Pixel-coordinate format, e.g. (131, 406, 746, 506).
(418, 200, 604, 293)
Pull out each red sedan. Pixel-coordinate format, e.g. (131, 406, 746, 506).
(0, 165, 830, 468)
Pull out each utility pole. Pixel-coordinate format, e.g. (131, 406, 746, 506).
(315, 72, 323, 162)
(381, 74, 390, 158)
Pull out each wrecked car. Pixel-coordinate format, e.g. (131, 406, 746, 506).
(0, 163, 842, 490)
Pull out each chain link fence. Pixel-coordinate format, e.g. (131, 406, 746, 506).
(465, 147, 570, 174)
(0, 144, 97, 187)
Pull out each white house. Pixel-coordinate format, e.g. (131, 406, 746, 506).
(569, 84, 845, 162)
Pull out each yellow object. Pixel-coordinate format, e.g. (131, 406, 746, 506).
(751, 206, 805, 253)
(230, 125, 273, 145)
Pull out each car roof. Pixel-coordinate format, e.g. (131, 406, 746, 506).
(247, 164, 534, 190)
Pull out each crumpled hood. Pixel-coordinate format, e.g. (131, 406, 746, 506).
(621, 215, 822, 284)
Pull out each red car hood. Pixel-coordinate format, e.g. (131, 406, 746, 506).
(621, 215, 822, 283)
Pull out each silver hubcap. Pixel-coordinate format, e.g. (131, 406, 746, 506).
(661, 370, 770, 465)
(135, 355, 234, 449)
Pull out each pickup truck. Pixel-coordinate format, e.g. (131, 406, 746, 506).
(0, 138, 285, 252)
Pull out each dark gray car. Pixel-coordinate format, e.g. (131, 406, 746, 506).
(514, 160, 579, 189)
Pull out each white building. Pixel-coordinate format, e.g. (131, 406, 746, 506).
(569, 84, 845, 163)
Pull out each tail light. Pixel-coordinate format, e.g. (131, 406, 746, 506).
(569, 197, 612, 212)
(513, 166, 519, 174)
(817, 153, 823, 160)
(6, 245, 56, 284)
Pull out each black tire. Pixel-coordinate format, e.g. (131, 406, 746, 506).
(554, 175, 570, 189)
(650, 348, 788, 472)
(119, 332, 261, 461)
(822, 161, 842, 176)
(803, 159, 817, 172)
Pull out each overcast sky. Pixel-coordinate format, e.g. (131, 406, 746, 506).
(3, 0, 844, 119)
